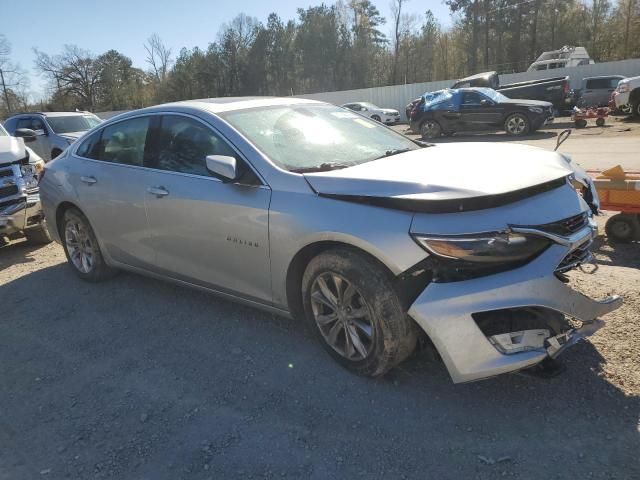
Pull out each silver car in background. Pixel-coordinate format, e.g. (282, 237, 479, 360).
(4, 111, 102, 161)
(40, 97, 621, 383)
(341, 102, 401, 124)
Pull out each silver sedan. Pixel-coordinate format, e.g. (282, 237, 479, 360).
(40, 97, 621, 383)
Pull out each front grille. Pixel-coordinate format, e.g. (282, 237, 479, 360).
(556, 242, 592, 273)
(0, 169, 13, 178)
(537, 212, 589, 237)
(0, 185, 19, 199)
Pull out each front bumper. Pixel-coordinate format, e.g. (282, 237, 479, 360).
(382, 114, 401, 124)
(408, 225, 622, 383)
(614, 91, 630, 109)
(0, 192, 42, 237)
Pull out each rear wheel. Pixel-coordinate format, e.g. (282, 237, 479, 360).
(419, 120, 442, 139)
(61, 208, 116, 281)
(595, 117, 605, 127)
(575, 119, 588, 128)
(302, 248, 417, 377)
(504, 113, 530, 136)
(605, 214, 639, 243)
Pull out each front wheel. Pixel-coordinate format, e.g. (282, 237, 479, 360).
(371, 114, 381, 122)
(420, 120, 442, 139)
(302, 248, 417, 377)
(504, 113, 530, 136)
(633, 99, 640, 118)
(61, 208, 116, 281)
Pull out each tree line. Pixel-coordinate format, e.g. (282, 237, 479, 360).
(1, 0, 639, 116)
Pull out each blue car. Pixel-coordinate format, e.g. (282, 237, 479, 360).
(408, 87, 554, 139)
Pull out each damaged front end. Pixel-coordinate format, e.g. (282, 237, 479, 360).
(406, 185, 622, 383)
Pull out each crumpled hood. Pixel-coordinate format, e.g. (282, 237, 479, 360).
(304, 143, 573, 202)
(0, 136, 27, 165)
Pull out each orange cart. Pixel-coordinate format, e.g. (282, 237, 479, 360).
(588, 166, 640, 242)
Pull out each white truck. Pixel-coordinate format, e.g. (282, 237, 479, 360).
(613, 75, 640, 117)
(0, 123, 51, 245)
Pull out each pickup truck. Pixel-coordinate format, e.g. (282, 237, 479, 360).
(613, 75, 640, 117)
(0, 123, 51, 245)
(451, 71, 570, 111)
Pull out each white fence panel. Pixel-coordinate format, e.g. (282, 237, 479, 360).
(298, 58, 640, 121)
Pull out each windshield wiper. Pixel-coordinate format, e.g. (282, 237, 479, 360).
(375, 148, 413, 159)
(290, 162, 352, 173)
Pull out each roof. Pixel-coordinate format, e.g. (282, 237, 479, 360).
(6, 111, 96, 118)
(160, 96, 323, 114)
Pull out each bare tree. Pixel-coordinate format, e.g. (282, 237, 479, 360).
(0, 35, 28, 114)
(34, 45, 101, 110)
(390, 0, 406, 83)
(144, 33, 173, 82)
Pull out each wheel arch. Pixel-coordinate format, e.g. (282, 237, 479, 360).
(285, 240, 397, 322)
(54, 201, 85, 240)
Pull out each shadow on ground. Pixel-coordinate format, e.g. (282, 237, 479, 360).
(0, 263, 638, 479)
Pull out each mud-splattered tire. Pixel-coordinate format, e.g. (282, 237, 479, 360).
(302, 247, 417, 377)
(61, 207, 116, 282)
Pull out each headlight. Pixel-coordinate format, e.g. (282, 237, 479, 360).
(21, 159, 45, 189)
(528, 106, 543, 114)
(412, 232, 550, 263)
(617, 83, 630, 93)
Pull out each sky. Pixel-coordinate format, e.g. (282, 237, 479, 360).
(2, 0, 453, 101)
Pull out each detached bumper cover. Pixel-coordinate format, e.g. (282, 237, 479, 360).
(408, 238, 622, 383)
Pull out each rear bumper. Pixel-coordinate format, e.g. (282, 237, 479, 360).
(0, 192, 42, 237)
(408, 226, 622, 383)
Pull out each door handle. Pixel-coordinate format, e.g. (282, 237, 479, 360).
(146, 186, 169, 197)
(80, 175, 97, 185)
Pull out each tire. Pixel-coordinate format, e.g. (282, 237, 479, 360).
(605, 214, 639, 243)
(419, 119, 442, 139)
(504, 113, 531, 136)
(595, 117, 605, 127)
(633, 99, 640, 118)
(51, 148, 63, 159)
(301, 248, 417, 377)
(371, 115, 381, 122)
(575, 119, 588, 128)
(61, 207, 116, 281)
(24, 221, 53, 245)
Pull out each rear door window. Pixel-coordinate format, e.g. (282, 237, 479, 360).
(586, 78, 609, 89)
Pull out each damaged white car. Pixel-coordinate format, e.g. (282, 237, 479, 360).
(40, 98, 622, 383)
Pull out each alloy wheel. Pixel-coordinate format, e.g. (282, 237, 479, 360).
(65, 219, 97, 274)
(506, 115, 527, 135)
(420, 121, 441, 139)
(310, 272, 374, 361)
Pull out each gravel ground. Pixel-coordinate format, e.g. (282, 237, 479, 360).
(1, 214, 638, 480)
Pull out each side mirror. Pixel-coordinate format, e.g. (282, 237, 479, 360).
(206, 155, 237, 182)
(480, 99, 491, 107)
(14, 128, 37, 143)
